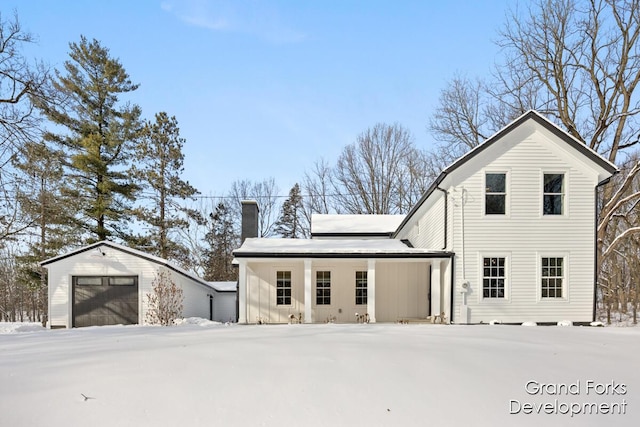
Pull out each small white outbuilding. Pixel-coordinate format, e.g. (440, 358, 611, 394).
(41, 241, 237, 328)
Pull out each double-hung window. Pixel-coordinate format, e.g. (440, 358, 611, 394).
(316, 271, 331, 305)
(355, 271, 367, 305)
(485, 173, 506, 215)
(482, 257, 505, 298)
(276, 271, 291, 305)
(541, 257, 564, 298)
(543, 173, 564, 215)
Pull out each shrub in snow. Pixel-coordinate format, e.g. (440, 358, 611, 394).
(145, 269, 184, 326)
(489, 320, 502, 325)
(590, 321, 605, 327)
(557, 320, 573, 327)
(521, 321, 537, 326)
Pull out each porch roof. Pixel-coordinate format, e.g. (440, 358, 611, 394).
(233, 237, 453, 259)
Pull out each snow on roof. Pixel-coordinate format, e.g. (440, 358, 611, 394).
(234, 237, 448, 257)
(311, 214, 406, 235)
(40, 241, 218, 292)
(209, 281, 237, 292)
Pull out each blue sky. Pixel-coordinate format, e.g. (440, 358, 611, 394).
(4, 0, 512, 197)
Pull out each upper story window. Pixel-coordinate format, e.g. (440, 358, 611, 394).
(276, 271, 292, 305)
(316, 271, 331, 305)
(485, 173, 506, 215)
(543, 173, 564, 215)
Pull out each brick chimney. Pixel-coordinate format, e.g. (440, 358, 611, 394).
(241, 200, 259, 243)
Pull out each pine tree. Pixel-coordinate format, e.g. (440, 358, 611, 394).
(38, 36, 142, 242)
(133, 112, 199, 262)
(274, 183, 305, 238)
(12, 140, 79, 324)
(203, 202, 238, 281)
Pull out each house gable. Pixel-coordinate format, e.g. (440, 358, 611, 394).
(394, 111, 617, 239)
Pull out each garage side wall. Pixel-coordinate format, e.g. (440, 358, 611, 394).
(178, 274, 212, 320)
(214, 293, 237, 322)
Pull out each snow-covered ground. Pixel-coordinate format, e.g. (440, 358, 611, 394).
(1, 321, 639, 427)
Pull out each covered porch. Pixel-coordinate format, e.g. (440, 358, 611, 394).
(234, 238, 454, 324)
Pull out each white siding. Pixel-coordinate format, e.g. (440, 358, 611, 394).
(46, 245, 215, 328)
(243, 259, 431, 323)
(375, 261, 430, 322)
(444, 129, 598, 323)
(310, 261, 368, 323)
(397, 192, 447, 251)
(214, 293, 237, 323)
(246, 261, 305, 323)
(179, 274, 212, 320)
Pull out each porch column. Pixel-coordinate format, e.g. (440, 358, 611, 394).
(238, 260, 247, 324)
(442, 258, 452, 323)
(431, 259, 441, 317)
(367, 259, 376, 323)
(304, 259, 312, 323)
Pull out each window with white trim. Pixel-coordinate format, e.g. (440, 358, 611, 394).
(541, 257, 564, 298)
(485, 173, 506, 215)
(482, 257, 505, 298)
(543, 173, 564, 215)
(316, 271, 331, 305)
(276, 271, 291, 305)
(355, 271, 367, 305)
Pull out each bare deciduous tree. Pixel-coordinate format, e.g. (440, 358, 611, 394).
(228, 178, 280, 237)
(0, 12, 51, 243)
(429, 0, 640, 322)
(304, 123, 431, 216)
(145, 269, 183, 326)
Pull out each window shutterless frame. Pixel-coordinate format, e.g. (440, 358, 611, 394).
(316, 271, 331, 305)
(355, 271, 367, 305)
(276, 271, 292, 305)
(543, 173, 565, 216)
(485, 172, 507, 215)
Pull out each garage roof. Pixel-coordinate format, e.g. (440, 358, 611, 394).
(40, 241, 221, 293)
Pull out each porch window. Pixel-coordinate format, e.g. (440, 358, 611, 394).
(543, 173, 564, 215)
(485, 173, 506, 215)
(541, 257, 563, 298)
(276, 271, 291, 305)
(316, 271, 331, 305)
(355, 271, 367, 305)
(482, 257, 505, 298)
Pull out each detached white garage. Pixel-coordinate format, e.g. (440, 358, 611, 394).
(41, 241, 237, 328)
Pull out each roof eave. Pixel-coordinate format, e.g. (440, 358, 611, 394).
(233, 251, 455, 259)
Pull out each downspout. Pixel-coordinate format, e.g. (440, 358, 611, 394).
(459, 187, 467, 283)
(435, 187, 448, 250)
(593, 177, 613, 322)
(436, 187, 453, 323)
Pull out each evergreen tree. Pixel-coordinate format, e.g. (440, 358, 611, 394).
(203, 202, 238, 281)
(133, 112, 199, 262)
(274, 183, 305, 238)
(38, 36, 142, 242)
(12, 140, 78, 324)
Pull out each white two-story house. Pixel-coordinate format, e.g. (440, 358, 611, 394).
(233, 111, 618, 324)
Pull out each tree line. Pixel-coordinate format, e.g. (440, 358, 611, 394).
(1, 0, 639, 324)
